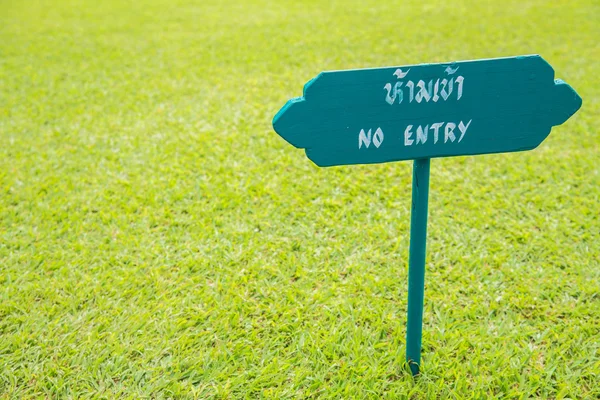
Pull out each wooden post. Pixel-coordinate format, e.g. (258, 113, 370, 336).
(406, 158, 430, 376)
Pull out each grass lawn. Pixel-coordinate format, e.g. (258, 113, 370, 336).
(1, 0, 599, 398)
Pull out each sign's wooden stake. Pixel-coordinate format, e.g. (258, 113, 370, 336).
(406, 158, 430, 376)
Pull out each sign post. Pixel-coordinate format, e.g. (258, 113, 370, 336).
(272, 55, 581, 375)
(406, 157, 430, 375)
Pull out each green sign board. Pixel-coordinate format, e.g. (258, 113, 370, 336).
(272, 55, 581, 375)
(273, 55, 581, 167)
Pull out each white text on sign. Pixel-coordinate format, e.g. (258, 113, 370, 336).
(384, 67, 464, 105)
(358, 66, 474, 150)
(356, 120, 472, 150)
(404, 120, 472, 146)
(358, 128, 384, 149)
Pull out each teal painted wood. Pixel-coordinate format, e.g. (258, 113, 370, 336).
(273, 55, 581, 167)
(406, 158, 430, 376)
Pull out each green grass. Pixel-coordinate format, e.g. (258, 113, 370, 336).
(1, 0, 599, 398)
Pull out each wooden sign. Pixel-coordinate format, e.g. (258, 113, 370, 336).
(273, 55, 581, 167)
(272, 55, 581, 375)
